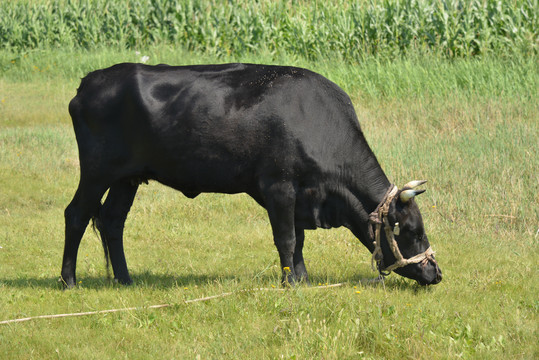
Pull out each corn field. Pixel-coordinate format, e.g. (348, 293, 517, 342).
(1, 0, 537, 60)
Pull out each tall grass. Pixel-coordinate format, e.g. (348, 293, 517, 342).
(1, 0, 537, 60)
(1, 46, 537, 101)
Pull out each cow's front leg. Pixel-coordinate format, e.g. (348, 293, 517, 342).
(261, 181, 298, 286)
(293, 227, 309, 284)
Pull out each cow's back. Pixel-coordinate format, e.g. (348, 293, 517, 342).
(69, 63, 365, 198)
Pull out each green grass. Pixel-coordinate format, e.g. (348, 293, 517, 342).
(1, 45, 537, 358)
(0, 0, 537, 355)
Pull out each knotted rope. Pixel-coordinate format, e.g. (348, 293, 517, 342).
(369, 185, 399, 273)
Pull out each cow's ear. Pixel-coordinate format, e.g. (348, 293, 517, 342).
(399, 189, 426, 203)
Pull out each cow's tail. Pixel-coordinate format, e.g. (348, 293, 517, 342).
(90, 208, 112, 281)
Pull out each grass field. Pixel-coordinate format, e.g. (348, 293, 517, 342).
(1, 1, 538, 359)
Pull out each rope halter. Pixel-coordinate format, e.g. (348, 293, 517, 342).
(369, 184, 435, 276)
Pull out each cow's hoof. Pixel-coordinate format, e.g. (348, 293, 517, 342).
(58, 276, 76, 290)
(114, 277, 133, 285)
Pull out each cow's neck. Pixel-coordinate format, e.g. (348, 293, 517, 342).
(345, 149, 391, 252)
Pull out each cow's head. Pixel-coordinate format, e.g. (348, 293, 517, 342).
(373, 181, 442, 286)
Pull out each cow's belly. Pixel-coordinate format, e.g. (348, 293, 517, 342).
(147, 158, 257, 195)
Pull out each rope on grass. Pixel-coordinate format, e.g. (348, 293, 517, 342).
(0, 283, 343, 325)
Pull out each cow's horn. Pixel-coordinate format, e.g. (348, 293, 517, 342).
(400, 189, 426, 203)
(403, 180, 427, 189)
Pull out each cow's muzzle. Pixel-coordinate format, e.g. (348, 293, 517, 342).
(416, 258, 442, 286)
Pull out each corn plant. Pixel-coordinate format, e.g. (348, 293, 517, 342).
(0, 0, 536, 60)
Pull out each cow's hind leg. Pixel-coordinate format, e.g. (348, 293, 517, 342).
(261, 182, 298, 286)
(96, 180, 139, 285)
(61, 180, 108, 288)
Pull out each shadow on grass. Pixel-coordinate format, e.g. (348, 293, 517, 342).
(0, 271, 238, 291)
(0, 269, 433, 292)
(358, 274, 438, 293)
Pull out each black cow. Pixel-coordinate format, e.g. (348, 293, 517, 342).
(61, 63, 441, 288)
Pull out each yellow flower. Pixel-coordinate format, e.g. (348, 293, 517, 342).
(355, 291, 361, 294)
(283, 266, 291, 273)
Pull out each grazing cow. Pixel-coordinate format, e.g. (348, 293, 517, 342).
(61, 63, 442, 288)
